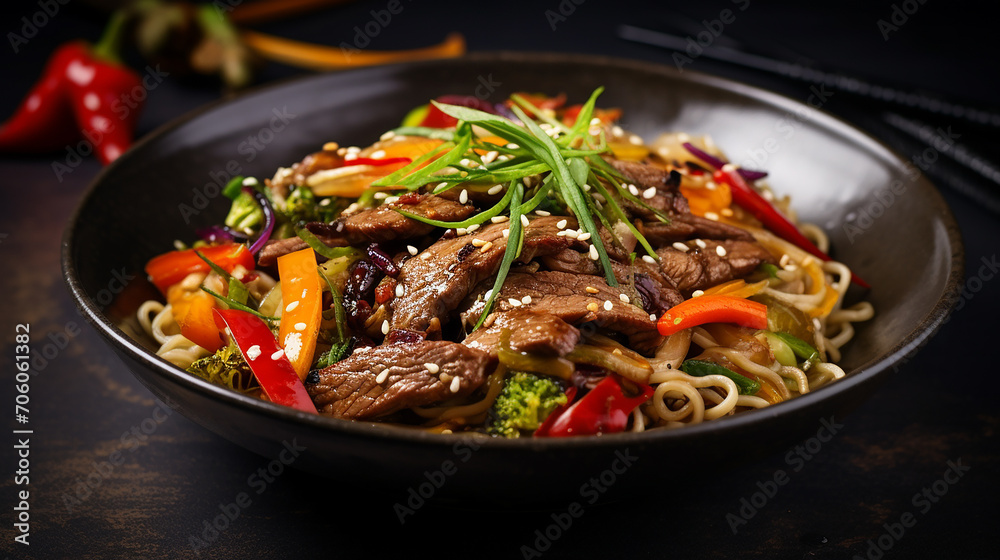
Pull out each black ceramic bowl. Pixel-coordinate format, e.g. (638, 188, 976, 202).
(63, 53, 962, 504)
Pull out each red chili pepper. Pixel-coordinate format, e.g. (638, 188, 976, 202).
(213, 309, 318, 414)
(145, 243, 255, 294)
(0, 44, 80, 152)
(714, 166, 870, 289)
(535, 376, 652, 437)
(419, 95, 497, 128)
(0, 11, 142, 165)
(657, 295, 768, 337)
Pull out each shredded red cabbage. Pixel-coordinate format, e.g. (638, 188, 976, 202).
(196, 225, 248, 244)
(366, 243, 399, 277)
(245, 187, 275, 255)
(681, 142, 768, 181)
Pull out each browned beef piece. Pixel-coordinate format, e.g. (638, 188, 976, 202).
(307, 340, 488, 419)
(257, 194, 475, 266)
(638, 214, 755, 246)
(462, 310, 580, 357)
(390, 217, 587, 336)
(461, 271, 663, 355)
(539, 249, 683, 313)
(269, 149, 345, 198)
(656, 239, 776, 295)
(610, 159, 688, 218)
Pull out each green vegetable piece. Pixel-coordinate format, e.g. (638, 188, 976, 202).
(401, 104, 429, 127)
(390, 126, 456, 141)
(487, 371, 568, 438)
(187, 343, 258, 393)
(295, 227, 358, 261)
(762, 331, 797, 367)
(771, 332, 820, 364)
(760, 263, 780, 278)
(222, 175, 245, 200)
(680, 359, 761, 395)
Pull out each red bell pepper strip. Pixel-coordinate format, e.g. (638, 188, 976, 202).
(713, 165, 870, 289)
(213, 309, 317, 414)
(536, 375, 652, 437)
(64, 11, 143, 165)
(419, 95, 498, 128)
(146, 243, 255, 294)
(0, 44, 81, 153)
(345, 157, 412, 167)
(657, 295, 768, 337)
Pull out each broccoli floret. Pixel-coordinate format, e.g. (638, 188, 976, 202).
(487, 372, 568, 438)
(224, 190, 265, 234)
(187, 344, 258, 393)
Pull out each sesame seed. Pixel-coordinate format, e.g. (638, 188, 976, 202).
(384, 196, 399, 204)
(721, 208, 734, 217)
(283, 333, 302, 362)
(482, 151, 499, 164)
(565, 229, 579, 239)
(705, 212, 719, 221)
(373, 192, 388, 199)
(502, 229, 510, 238)
(692, 290, 705, 298)
(467, 223, 480, 232)
(706, 181, 718, 191)
(612, 348, 624, 356)
(672, 242, 689, 252)
(246, 345, 261, 361)
(642, 186, 657, 199)
(716, 245, 727, 257)
(449, 376, 461, 393)
(590, 117, 602, 126)
(521, 295, 532, 305)
(587, 302, 600, 312)
(557, 230, 567, 237)
(424, 363, 440, 374)
(642, 255, 656, 263)
(520, 215, 529, 227)
(649, 314, 657, 321)
(456, 228, 467, 236)
(420, 252, 432, 260)
(301, 289, 308, 298)
(586, 286, 599, 294)
(346, 146, 361, 153)
(380, 131, 396, 141)
(506, 143, 519, 149)
(488, 184, 504, 195)
(628, 184, 639, 196)
(589, 245, 599, 260)
(508, 298, 523, 307)
(459, 189, 469, 204)
(376, 370, 389, 384)
(381, 320, 389, 335)
(629, 134, 643, 145)
(612, 125, 624, 136)
(439, 372, 452, 383)
(484, 289, 493, 300)
(779, 254, 790, 267)
(407, 245, 418, 255)
(556, 219, 568, 229)
(695, 239, 707, 249)
(535, 210, 551, 216)
(370, 149, 386, 159)
(395, 284, 404, 297)
(603, 300, 614, 311)
(437, 182, 448, 190)
(285, 301, 299, 312)
(578, 232, 591, 241)
(472, 238, 486, 247)
(294, 322, 307, 331)
(242, 177, 258, 186)
(319, 198, 331, 206)
(344, 153, 358, 161)
(582, 184, 591, 191)
(480, 241, 494, 252)
(459, 158, 471, 166)
(271, 349, 285, 360)
(491, 216, 509, 223)
(619, 293, 630, 303)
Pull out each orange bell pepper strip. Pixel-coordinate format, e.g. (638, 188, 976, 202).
(657, 295, 768, 337)
(146, 243, 255, 294)
(276, 248, 323, 380)
(167, 284, 225, 352)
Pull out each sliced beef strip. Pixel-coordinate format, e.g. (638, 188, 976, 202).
(307, 340, 488, 419)
(610, 159, 688, 217)
(390, 216, 588, 336)
(461, 271, 663, 355)
(462, 309, 580, 357)
(540, 249, 683, 312)
(638, 214, 754, 246)
(257, 194, 475, 266)
(656, 239, 776, 295)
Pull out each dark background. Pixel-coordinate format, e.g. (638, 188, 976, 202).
(1, 0, 998, 558)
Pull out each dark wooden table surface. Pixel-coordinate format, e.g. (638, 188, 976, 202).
(2, 1, 998, 558)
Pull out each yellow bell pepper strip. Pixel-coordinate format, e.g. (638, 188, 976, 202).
(145, 243, 255, 294)
(657, 295, 768, 337)
(277, 248, 323, 380)
(212, 309, 317, 413)
(167, 284, 225, 352)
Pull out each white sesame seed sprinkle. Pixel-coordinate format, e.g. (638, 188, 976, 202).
(472, 238, 486, 247)
(459, 189, 469, 204)
(271, 349, 285, 360)
(466, 223, 480, 232)
(384, 196, 399, 204)
(565, 229, 579, 239)
(242, 177, 258, 186)
(535, 210, 551, 216)
(556, 219, 568, 229)
(506, 143, 519, 149)
(692, 290, 705, 298)
(604, 300, 614, 311)
(716, 245, 727, 257)
(482, 150, 499, 164)
(521, 295, 532, 305)
(589, 245, 599, 260)
(586, 286, 599, 293)
(449, 376, 461, 393)
(370, 149, 386, 159)
(619, 293, 630, 303)
(301, 289, 308, 298)
(437, 182, 448, 190)
(424, 363, 440, 374)
(420, 252, 432, 260)
(695, 239, 707, 249)
(380, 130, 396, 141)
(508, 298, 523, 307)
(705, 212, 719, 221)
(520, 215, 529, 227)
(294, 322, 307, 331)
(672, 242, 690, 252)
(642, 186, 657, 199)
(246, 345, 261, 361)
(344, 153, 358, 161)
(642, 255, 656, 263)
(587, 302, 600, 312)
(650, 314, 657, 321)
(480, 241, 494, 252)
(407, 245, 418, 256)
(628, 184, 640, 196)
(590, 117, 602, 126)
(491, 216, 509, 223)
(488, 184, 504, 195)
(395, 284, 404, 297)
(502, 229, 510, 238)
(373, 192, 388, 199)
(380, 319, 389, 335)
(285, 301, 299, 312)
(578, 232, 591, 241)
(456, 228, 467, 236)
(629, 134, 643, 145)
(376, 370, 389, 384)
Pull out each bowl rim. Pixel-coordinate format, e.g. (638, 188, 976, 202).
(62, 51, 964, 450)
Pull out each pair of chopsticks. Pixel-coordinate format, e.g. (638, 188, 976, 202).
(618, 24, 1000, 213)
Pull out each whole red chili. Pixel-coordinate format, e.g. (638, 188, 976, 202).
(0, 11, 143, 165)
